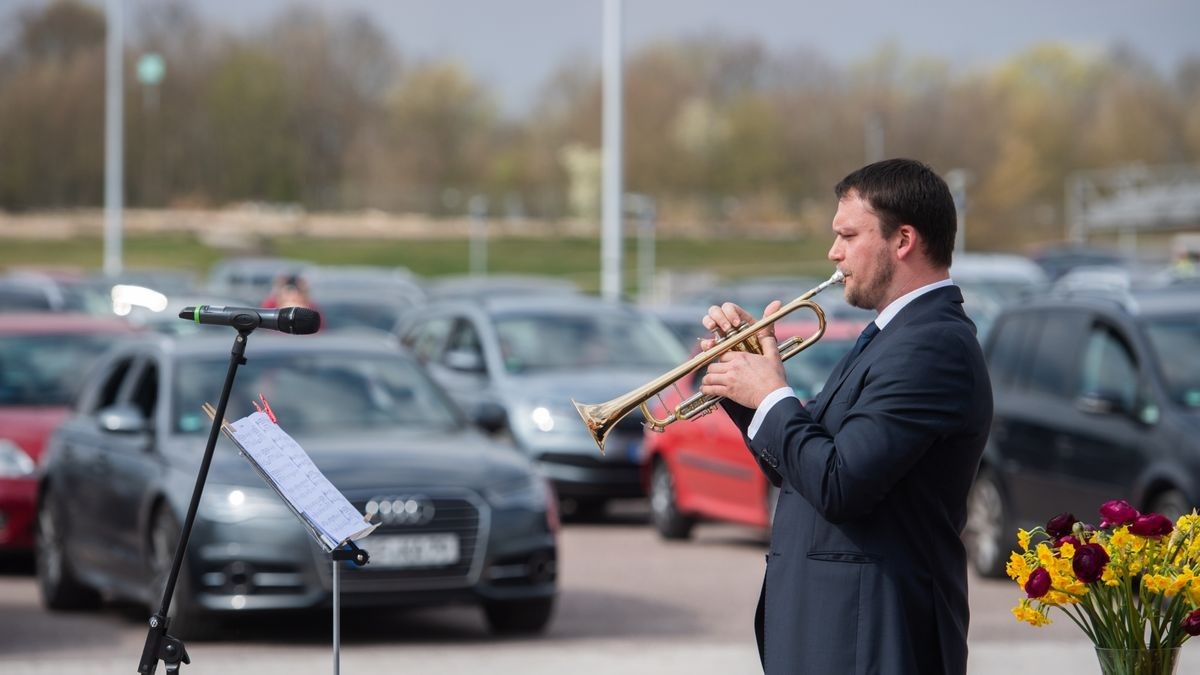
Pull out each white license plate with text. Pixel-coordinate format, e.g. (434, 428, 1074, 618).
(363, 533, 460, 568)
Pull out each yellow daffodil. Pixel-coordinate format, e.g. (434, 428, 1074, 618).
(1011, 505, 1200, 656)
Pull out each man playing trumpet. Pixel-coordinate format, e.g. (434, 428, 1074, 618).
(700, 158, 993, 675)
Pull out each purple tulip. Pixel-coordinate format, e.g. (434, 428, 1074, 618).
(1046, 513, 1078, 539)
(1073, 543, 1110, 584)
(1099, 500, 1139, 528)
(1184, 609, 1200, 636)
(1055, 534, 1081, 549)
(1129, 513, 1174, 538)
(1025, 567, 1052, 599)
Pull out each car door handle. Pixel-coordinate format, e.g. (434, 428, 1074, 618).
(91, 455, 111, 475)
(1054, 437, 1076, 457)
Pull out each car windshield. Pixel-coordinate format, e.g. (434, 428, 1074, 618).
(783, 338, 854, 400)
(318, 300, 405, 333)
(173, 352, 461, 435)
(1143, 316, 1200, 409)
(0, 333, 124, 405)
(494, 311, 683, 374)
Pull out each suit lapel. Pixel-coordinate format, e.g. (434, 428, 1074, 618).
(810, 333, 883, 420)
(809, 286, 964, 421)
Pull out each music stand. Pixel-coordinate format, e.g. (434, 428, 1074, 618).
(136, 328, 375, 675)
(211, 407, 376, 675)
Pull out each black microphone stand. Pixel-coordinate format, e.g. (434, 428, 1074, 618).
(137, 328, 253, 675)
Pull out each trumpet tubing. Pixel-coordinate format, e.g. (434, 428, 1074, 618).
(572, 270, 844, 454)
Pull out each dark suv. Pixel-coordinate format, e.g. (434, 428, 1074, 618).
(965, 290, 1200, 577)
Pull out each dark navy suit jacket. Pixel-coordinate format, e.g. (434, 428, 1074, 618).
(724, 285, 992, 675)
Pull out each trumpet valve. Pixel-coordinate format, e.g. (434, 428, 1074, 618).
(718, 322, 762, 355)
(736, 333, 763, 355)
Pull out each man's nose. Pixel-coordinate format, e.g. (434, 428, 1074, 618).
(827, 241, 841, 261)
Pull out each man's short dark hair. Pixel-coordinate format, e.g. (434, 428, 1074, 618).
(834, 158, 956, 268)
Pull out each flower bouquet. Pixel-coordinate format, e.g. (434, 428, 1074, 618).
(1008, 500, 1200, 675)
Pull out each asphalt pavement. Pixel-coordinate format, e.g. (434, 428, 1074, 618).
(3, 505, 1200, 674)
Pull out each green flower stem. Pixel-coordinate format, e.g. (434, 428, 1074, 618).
(1060, 603, 1098, 643)
(1139, 578, 1159, 648)
(1148, 593, 1162, 647)
(1081, 584, 1119, 646)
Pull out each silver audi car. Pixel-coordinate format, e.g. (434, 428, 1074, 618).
(36, 333, 558, 638)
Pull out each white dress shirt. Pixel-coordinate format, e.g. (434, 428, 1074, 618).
(746, 277, 954, 439)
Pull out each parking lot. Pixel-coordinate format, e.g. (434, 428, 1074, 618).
(4, 503, 1198, 675)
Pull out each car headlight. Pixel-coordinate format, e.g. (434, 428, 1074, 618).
(486, 474, 549, 510)
(199, 485, 292, 523)
(0, 440, 35, 478)
(513, 402, 590, 442)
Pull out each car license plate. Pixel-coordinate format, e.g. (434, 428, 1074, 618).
(363, 533, 460, 568)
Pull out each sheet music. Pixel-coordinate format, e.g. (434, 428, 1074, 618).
(224, 411, 377, 550)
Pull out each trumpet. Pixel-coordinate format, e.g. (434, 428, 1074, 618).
(573, 270, 845, 454)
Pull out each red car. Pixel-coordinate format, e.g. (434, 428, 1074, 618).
(0, 314, 137, 552)
(641, 318, 869, 540)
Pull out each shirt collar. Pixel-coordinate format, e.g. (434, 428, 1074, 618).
(873, 278, 955, 330)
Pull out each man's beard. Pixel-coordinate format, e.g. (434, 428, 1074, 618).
(844, 246, 895, 310)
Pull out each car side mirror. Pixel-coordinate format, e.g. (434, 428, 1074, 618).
(444, 349, 486, 374)
(471, 401, 508, 434)
(1076, 390, 1134, 418)
(98, 404, 150, 434)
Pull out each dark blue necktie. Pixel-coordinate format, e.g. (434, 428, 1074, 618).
(845, 321, 880, 365)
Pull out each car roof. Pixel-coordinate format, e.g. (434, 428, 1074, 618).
(1125, 289, 1200, 317)
(1001, 290, 1200, 320)
(0, 312, 138, 333)
(476, 293, 644, 316)
(950, 253, 1048, 283)
(130, 332, 404, 359)
(425, 274, 581, 301)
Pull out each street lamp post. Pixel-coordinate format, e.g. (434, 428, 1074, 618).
(945, 169, 972, 253)
(103, 0, 125, 277)
(626, 194, 656, 304)
(601, 0, 624, 301)
(137, 52, 165, 207)
(468, 194, 489, 276)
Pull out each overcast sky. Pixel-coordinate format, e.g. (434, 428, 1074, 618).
(23, 1, 1200, 112)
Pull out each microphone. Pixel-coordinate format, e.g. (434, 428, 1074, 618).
(178, 305, 321, 335)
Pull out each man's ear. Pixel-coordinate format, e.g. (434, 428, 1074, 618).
(895, 224, 920, 261)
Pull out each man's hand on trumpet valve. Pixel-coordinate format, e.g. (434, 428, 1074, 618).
(699, 300, 787, 409)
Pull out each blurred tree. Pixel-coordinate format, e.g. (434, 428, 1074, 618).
(200, 46, 302, 203)
(261, 7, 397, 209)
(1, 1, 1198, 252)
(0, 0, 106, 210)
(975, 44, 1099, 242)
(126, 1, 218, 207)
(377, 61, 497, 215)
(1180, 58, 1200, 156)
(13, 0, 105, 64)
(1084, 48, 1183, 165)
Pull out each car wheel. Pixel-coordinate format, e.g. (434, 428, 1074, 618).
(483, 597, 555, 635)
(1148, 489, 1192, 522)
(148, 507, 216, 640)
(649, 460, 695, 540)
(35, 492, 100, 610)
(964, 467, 1011, 578)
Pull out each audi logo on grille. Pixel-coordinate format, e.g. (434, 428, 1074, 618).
(365, 496, 436, 526)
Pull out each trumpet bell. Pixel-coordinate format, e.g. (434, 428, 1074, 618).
(572, 399, 613, 453)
